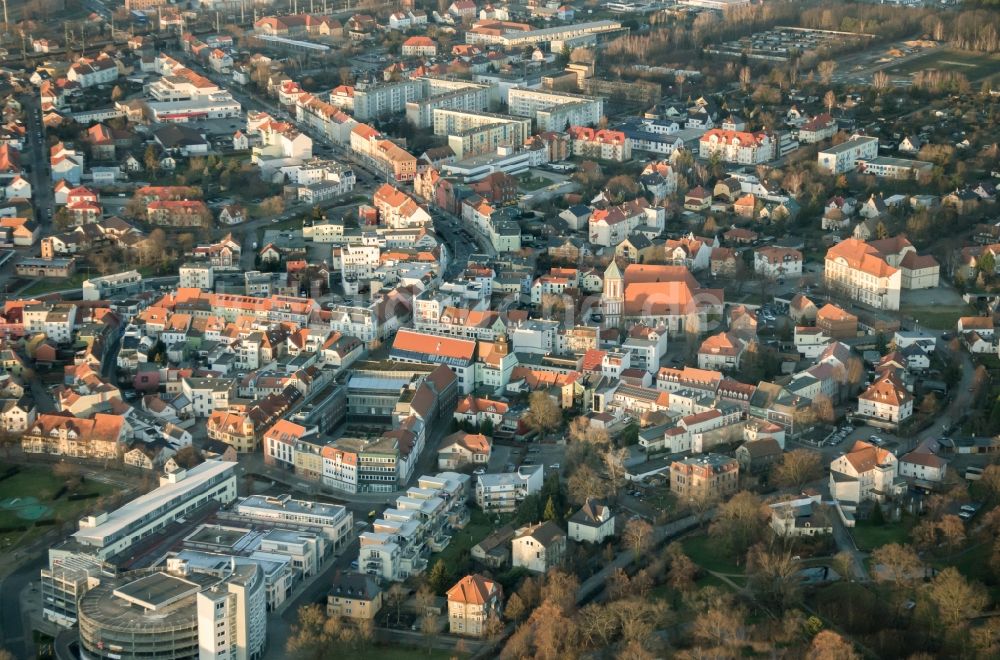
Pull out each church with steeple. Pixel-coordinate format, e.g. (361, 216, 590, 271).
(602, 260, 623, 328)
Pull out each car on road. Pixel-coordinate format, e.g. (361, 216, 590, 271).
(549, 463, 560, 470)
(473, 467, 486, 475)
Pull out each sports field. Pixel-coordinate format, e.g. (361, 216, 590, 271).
(886, 49, 1000, 82)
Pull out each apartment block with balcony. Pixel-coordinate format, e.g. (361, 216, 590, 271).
(475, 464, 543, 513)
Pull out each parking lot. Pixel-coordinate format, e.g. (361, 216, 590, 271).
(486, 442, 566, 477)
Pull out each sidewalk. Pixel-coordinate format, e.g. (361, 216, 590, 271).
(575, 514, 700, 605)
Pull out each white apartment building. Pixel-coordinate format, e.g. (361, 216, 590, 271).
(475, 465, 543, 513)
(352, 79, 425, 121)
(857, 371, 913, 428)
(340, 244, 381, 281)
(511, 521, 566, 574)
(82, 270, 142, 300)
(358, 472, 469, 581)
(179, 263, 215, 290)
(405, 80, 494, 129)
(754, 247, 803, 279)
(195, 562, 268, 660)
(182, 377, 234, 417)
(506, 88, 603, 132)
(829, 440, 904, 512)
(817, 135, 879, 175)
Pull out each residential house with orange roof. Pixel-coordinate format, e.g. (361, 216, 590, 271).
(21, 412, 126, 458)
(698, 129, 775, 164)
(373, 184, 432, 229)
(453, 395, 509, 429)
(798, 113, 837, 143)
(830, 440, 904, 514)
(754, 246, 803, 279)
(588, 198, 665, 247)
(815, 303, 858, 340)
(857, 371, 913, 430)
(402, 35, 437, 57)
(446, 574, 502, 637)
(697, 331, 748, 371)
(567, 126, 631, 162)
(438, 431, 492, 469)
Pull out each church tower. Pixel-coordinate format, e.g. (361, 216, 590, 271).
(602, 259, 624, 328)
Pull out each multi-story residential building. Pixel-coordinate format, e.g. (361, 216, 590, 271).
(181, 377, 234, 417)
(67, 54, 119, 88)
(296, 94, 358, 145)
(447, 574, 502, 637)
(405, 79, 494, 129)
(327, 573, 383, 621)
(437, 431, 491, 470)
(475, 464, 543, 513)
(698, 129, 775, 164)
(857, 371, 913, 429)
(899, 444, 948, 483)
(567, 499, 615, 544)
(511, 521, 566, 574)
(22, 303, 77, 343)
(373, 184, 433, 229)
(829, 440, 904, 512)
(587, 198, 664, 248)
(797, 113, 837, 143)
(21, 412, 126, 458)
(402, 36, 438, 57)
(567, 126, 631, 162)
(358, 472, 469, 581)
(697, 332, 748, 371)
(817, 135, 879, 174)
(352, 79, 425, 120)
(754, 247, 803, 279)
(670, 453, 739, 501)
(82, 270, 142, 301)
(506, 88, 603, 132)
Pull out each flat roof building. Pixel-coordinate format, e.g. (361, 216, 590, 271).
(60, 461, 238, 561)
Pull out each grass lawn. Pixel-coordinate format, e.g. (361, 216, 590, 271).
(0, 463, 115, 551)
(886, 49, 1000, 82)
(19, 272, 89, 296)
(517, 175, 552, 192)
(850, 520, 912, 552)
(682, 533, 744, 575)
(363, 645, 464, 660)
(899, 304, 972, 331)
(431, 508, 496, 569)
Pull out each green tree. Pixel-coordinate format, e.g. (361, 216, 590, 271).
(427, 559, 449, 595)
(543, 496, 558, 522)
(480, 418, 494, 436)
(979, 251, 996, 281)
